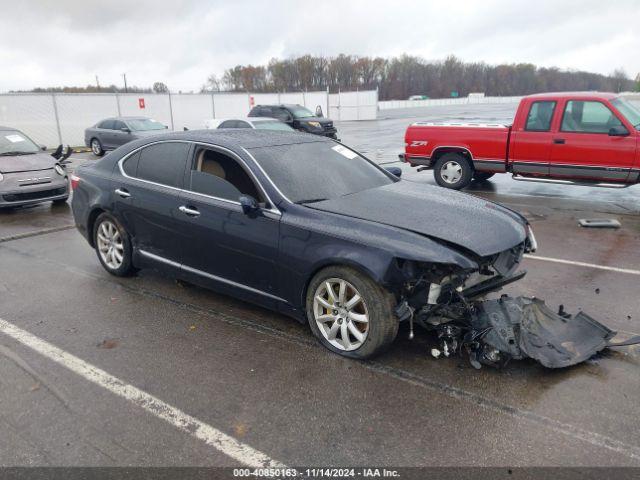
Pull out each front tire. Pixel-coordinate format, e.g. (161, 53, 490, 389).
(433, 153, 473, 190)
(91, 138, 105, 157)
(93, 213, 135, 276)
(306, 266, 398, 359)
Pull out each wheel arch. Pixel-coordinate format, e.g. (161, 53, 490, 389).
(300, 258, 389, 312)
(86, 207, 107, 248)
(431, 146, 474, 165)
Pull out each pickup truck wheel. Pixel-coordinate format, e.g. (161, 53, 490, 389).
(433, 153, 473, 190)
(473, 172, 495, 182)
(306, 266, 398, 359)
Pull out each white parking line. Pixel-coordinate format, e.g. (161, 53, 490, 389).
(0, 317, 285, 468)
(524, 254, 640, 276)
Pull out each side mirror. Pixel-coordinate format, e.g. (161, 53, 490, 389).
(39, 144, 47, 151)
(385, 166, 402, 178)
(239, 195, 259, 215)
(315, 105, 324, 117)
(121, 127, 131, 134)
(609, 125, 629, 136)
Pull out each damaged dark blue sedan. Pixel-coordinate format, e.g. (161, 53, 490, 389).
(74, 129, 621, 367)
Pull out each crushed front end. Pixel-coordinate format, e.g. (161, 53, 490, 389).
(392, 229, 632, 369)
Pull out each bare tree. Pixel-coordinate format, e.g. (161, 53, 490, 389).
(611, 69, 629, 93)
(153, 82, 169, 93)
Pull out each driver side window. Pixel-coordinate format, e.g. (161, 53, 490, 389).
(561, 101, 622, 134)
(188, 147, 264, 204)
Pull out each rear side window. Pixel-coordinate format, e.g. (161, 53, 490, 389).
(525, 101, 556, 131)
(135, 142, 190, 188)
(98, 119, 115, 129)
(122, 151, 141, 177)
(218, 120, 237, 129)
(561, 101, 622, 134)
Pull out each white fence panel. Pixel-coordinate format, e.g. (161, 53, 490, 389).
(118, 94, 173, 128)
(251, 93, 280, 109)
(378, 95, 523, 110)
(171, 94, 213, 130)
(56, 94, 119, 146)
(329, 90, 377, 121)
(303, 91, 329, 117)
(0, 94, 59, 147)
(212, 93, 252, 118)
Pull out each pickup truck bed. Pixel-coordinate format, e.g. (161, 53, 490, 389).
(402, 92, 640, 189)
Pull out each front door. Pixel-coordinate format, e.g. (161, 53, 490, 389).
(175, 144, 281, 307)
(549, 100, 636, 182)
(509, 100, 557, 176)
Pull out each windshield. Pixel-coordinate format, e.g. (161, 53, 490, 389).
(249, 142, 394, 203)
(0, 130, 40, 156)
(612, 98, 640, 129)
(254, 121, 294, 131)
(289, 106, 315, 119)
(127, 118, 166, 131)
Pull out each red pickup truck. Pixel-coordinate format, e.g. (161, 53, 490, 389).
(402, 92, 640, 189)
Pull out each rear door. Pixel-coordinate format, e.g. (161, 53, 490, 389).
(509, 99, 557, 176)
(97, 119, 116, 149)
(549, 99, 636, 181)
(113, 141, 191, 264)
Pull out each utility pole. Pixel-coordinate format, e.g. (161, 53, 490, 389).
(95, 75, 100, 90)
(123, 73, 128, 93)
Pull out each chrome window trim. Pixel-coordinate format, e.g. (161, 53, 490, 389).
(138, 249, 286, 303)
(117, 139, 281, 215)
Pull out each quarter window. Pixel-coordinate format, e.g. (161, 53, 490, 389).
(188, 147, 263, 203)
(135, 142, 190, 188)
(561, 101, 622, 134)
(98, 119, 115, 129)
(525, 101, 556, 131)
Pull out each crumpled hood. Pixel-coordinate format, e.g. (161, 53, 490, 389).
(0, 152, 56, 173)
(308, 181, 527, 257)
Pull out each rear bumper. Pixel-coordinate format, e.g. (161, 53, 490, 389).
(400, 153, 432, 168)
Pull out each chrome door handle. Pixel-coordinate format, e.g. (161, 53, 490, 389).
(179, 205, 200, 217)
(115, 188, 131, 198)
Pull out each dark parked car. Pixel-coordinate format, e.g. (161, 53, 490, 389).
(0, 127, 70, 208)
(248, 104, 338, 139)
(84, 116, 168, 156)
(71, 130, 536, 359)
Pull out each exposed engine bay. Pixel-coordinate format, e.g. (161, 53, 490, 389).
(395, 240, 640, 369)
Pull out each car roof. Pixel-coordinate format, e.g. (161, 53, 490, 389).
(218, 117, 280, 123)
(525, 92, 619, 100)
(0, 126, 18, 131)
(253, 104, 304, 109)
(126, 129, 329, 150)
(100, 116, 151, 121)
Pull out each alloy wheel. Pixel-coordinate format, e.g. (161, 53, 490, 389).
(96, 220, 124, 270)
(313, 278, 369, 351)
(440, 160, 463, 184)
(91, 139, 101, 155)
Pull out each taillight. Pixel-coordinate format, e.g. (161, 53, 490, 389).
(70, 174, 81, 190)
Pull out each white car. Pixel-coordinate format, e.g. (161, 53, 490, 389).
(203, 117, 294, 132)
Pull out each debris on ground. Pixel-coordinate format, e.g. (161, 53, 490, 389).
(578, 218, 621, 228)
(423, 295, 640, 369)
(97, 338, 119, 349)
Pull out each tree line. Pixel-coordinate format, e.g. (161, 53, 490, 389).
(204, 54, 637, 100)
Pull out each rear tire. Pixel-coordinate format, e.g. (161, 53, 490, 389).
(473, 172, 495, 182)
(90, 138, 105, 157)
(433, 153, 473, 190)
(306, 266, 398, 359)
(93, 212, 135, 277)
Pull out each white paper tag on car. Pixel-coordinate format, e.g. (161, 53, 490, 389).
(332, 145, 358, 159)
(5, 134, 25, 143)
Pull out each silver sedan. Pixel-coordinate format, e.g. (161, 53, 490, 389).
(0, 127, 70, 208)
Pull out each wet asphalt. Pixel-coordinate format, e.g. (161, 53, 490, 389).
(1, 104, 639, 468)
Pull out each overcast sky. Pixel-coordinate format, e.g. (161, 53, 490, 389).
(1, 0, 638, 93)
